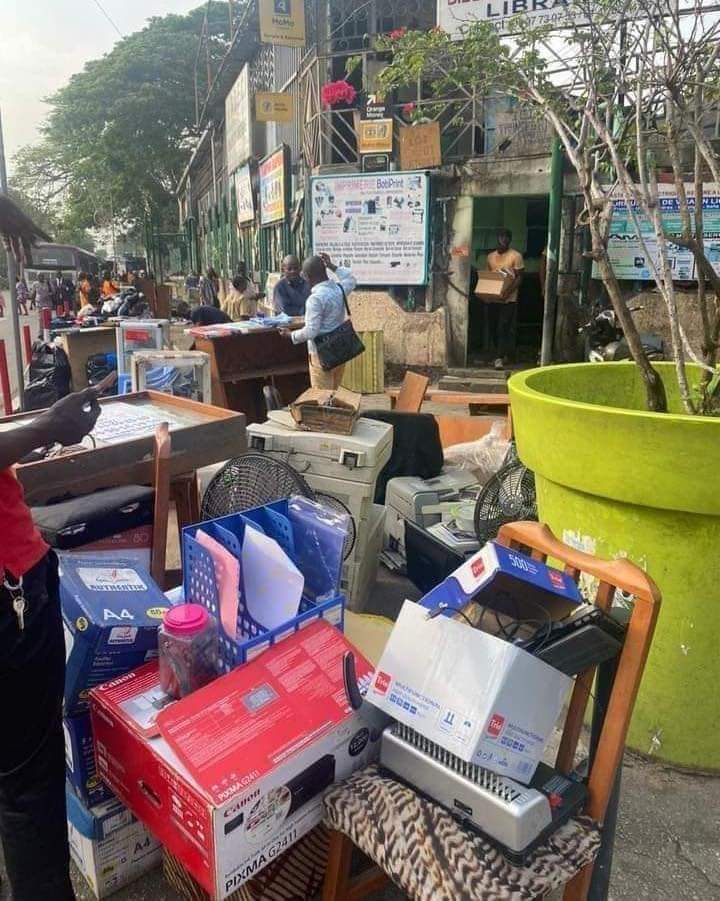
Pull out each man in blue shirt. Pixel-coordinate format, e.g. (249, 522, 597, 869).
(280, 253, 357, 389)
(273, 255, 311, 317)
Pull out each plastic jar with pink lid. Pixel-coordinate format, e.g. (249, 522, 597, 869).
(159, 604, 219, 699)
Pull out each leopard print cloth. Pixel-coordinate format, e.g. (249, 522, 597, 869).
(324, 765, 602, 900)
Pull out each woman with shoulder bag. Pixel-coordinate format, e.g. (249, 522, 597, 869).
(279, 253, 363, 389)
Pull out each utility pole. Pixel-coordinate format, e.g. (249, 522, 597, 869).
(0, 108, 25, 410)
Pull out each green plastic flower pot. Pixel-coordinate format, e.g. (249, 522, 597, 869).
(509, 362, 720, 769)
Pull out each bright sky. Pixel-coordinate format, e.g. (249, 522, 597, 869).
(0, 0, 203, 173)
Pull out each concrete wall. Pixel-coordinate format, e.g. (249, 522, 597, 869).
(348, 291, 447, 368)
(629, 290, 706, 355)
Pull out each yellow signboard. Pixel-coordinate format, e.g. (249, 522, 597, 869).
(259, 0, 306, 48)
(255, 92, 294, 123)
(356, 119, 394, 154)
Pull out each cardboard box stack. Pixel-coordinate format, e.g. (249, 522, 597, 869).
(90, 620, 379, 899)
(60, 557, 170, 897)
(367, 541, 582, 784)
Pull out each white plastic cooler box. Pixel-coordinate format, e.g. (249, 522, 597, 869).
(116, 320, 170, 375)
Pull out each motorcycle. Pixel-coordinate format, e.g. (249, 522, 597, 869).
(580, 303, 665, 362)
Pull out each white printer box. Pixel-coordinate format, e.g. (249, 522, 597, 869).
(368, 600, 572, 784)
(66, 783, 162, 898)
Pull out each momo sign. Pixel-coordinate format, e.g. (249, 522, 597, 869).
(438, 0, 577, 37)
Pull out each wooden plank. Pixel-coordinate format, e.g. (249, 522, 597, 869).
(387, 388, 510, 408)
(393, 372, 430, 413)
(435, 414, 500, 448)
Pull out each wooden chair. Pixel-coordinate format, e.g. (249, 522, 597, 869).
(150, 423, 172, 588)
(388, 371, 430, 413)
(321, 521, 661, 901)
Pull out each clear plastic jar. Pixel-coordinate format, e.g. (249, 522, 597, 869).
(159, 604, 219, 699)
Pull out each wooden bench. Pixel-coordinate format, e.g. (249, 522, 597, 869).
(387, 388, 511, 418)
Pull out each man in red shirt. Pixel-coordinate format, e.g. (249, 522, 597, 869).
(1, 388, 101, 900)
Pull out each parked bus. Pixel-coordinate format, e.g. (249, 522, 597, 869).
(25, 243, 102, 284)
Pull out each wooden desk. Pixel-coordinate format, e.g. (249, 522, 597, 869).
(3, 391, 246, 505)
(193, 329, 310, 423)
(59, 326, 117, 390)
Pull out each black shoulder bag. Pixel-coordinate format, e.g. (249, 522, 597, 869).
(313, 285, 365, 371)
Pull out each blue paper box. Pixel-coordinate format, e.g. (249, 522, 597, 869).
(61, 557, 168, 714)
(64, 712, 114, 808)
(419, 540, 583, 620)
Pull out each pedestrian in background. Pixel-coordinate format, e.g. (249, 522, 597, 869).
(199, 268, 220, 307)
(31, 274, 53, 311)
(274, 255, 310, 317)
(222, 273, 261, 321)
(15, 276, 29, 316)
(280, 253, 357, 389)
(486, 227, 524, 370)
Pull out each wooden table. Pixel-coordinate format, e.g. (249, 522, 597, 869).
(193, 328, 310, 423)
(59, 326, 117, 390)
(3, 391, 247, 505)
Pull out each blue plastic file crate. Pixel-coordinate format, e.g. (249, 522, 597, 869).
(182, 500, 346, 671)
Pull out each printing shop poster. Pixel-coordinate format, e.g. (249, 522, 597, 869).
(310, 172, 430, 285)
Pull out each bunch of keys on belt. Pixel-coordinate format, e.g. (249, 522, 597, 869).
(4, 576, 27, 631)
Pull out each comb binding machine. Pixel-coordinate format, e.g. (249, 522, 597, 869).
(380, 722, 587, 865)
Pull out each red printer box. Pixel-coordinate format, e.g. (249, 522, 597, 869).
(90, 621, 377, 899)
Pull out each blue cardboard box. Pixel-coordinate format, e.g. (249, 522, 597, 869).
(64, 712, 114, 808)
(61, 557, 168, 714)
(419, 540, 582, 620)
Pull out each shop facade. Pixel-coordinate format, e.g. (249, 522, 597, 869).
(178, 0, 584, 368)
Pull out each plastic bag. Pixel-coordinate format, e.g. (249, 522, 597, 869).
(443, 420, 510, 485)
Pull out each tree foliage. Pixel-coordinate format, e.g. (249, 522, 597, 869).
(378, 1, 720, 414)
(13, 2, 235, 233)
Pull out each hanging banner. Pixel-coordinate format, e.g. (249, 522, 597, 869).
(437, 0, 581, 39)
(601, 183, 720, 281)
(259, 0, 306, 47)
(259, 146, 288, 226)
(234, 165, 255, 226)
(255, 92, 294, 123)
(311, 172, 430, 285)
(357, 118, 394, 154)
(225, 66, 251, 174)
(399, 122, 442, 170)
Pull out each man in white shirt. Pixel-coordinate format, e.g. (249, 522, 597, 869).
(281, 253, 357, 389)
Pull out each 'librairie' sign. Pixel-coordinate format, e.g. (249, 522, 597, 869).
(437, 0, 579, 38)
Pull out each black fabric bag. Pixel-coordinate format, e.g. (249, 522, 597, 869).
(313, 285, 365, 371)
(363, 411, 444, 503)
(24, 341, 71, 411)
(31, 485, 154, 549)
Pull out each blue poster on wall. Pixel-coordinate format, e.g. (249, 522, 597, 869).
(600, 184, 720, 281)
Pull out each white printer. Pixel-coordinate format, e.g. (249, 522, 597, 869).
(384, 467, 479, 564)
